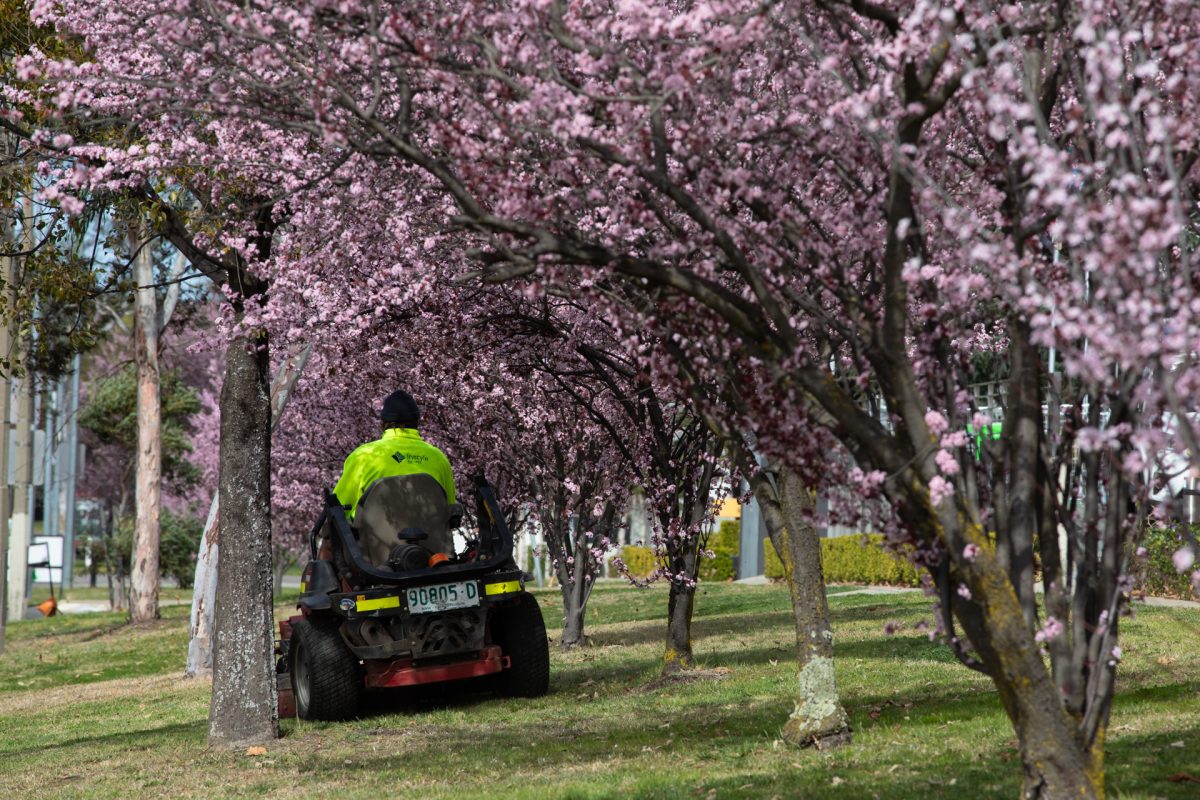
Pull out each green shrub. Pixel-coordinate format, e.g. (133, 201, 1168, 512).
(619, 545, 657, 579)
(160, 510, 205, 589)
(823, 534, 921, 586)
(1137, 526, 1198, 599)
(699, 553, 735, 582)
(699, 520, 740, 582)
(111, 511, 205, 589)
(710, 520, 740, 552)
(763, 533, 921, 587)
(765, 538, 786, 580)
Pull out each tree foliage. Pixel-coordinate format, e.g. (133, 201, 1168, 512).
(79, 362, 202, 492)
(14, 0, 1200, 790)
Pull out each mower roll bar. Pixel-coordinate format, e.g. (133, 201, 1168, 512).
(308, 473, 515, 586)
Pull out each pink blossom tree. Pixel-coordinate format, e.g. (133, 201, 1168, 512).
(266, 287, 674, 654)
(18, 0, 1200, 792)
(461, 297, 729, 662)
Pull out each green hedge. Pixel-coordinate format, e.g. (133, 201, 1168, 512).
(699, 520, 740, 582)
(756, 526, 1196, 596)
(159, 511, 204, 589)
(611, 521, 741, 581)
(618, 545, 657, 579)
(765, 533, 921, 587)
(1138, 526, 1198, 599)
(765, 539, 786, 581)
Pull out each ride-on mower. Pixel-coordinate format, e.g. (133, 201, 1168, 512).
(275, 473, 549, 720)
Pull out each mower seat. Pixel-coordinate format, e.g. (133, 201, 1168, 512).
(354, 474, 457, 569)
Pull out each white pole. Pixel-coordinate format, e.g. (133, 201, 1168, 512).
(62, 355, 81, 592)
(43, 381, 57, 541)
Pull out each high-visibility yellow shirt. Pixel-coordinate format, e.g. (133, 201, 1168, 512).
(332, 428, 457, 521)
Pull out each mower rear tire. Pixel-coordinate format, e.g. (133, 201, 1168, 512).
(290, 617, 362, 720)
(492, 593, 550, 698)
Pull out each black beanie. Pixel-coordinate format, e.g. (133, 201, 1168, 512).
(380, 390, 420, 427)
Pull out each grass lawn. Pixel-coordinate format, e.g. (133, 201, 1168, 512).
(0, 582, 1196, 799)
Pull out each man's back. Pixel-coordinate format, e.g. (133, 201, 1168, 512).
(333, 427, 456, 521)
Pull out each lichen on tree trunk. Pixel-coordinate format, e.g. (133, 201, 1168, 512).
(207, 330, 278, 748)
(752, 466, 850, 748)
(949, 537, 1100, 800)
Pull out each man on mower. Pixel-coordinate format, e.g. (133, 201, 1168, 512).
(332, 389, 457, 521)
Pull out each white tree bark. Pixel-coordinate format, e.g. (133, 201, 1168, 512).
(5, 198, 35, 625)
(185, 341, 312, 677)
(185, 497, 220, 677)
(129, 231, 162, 623)
(158, 249, 189, 333)
(6, 366, 34, 623)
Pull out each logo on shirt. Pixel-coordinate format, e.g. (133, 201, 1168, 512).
(392, 453, 406, 464)
(392, 452, 430, 464)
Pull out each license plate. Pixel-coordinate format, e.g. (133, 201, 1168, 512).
(406, 581, 480, 614)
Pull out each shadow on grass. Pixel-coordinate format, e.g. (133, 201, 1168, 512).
(637, 762, 1016, 800)
(586, 610, 795, 648)
(1104, 729, 1200, 800)
(0, 719, 207, 761)
(299, 698, 803, 776)
(283, 696, 1024, 800)
(833, 634, 962, 665)
(828, 599, 934, 625)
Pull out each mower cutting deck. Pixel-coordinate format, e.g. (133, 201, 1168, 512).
(275, 474, 549, 720)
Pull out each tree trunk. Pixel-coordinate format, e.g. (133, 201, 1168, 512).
(103, 501, 116, 609)
(558, 514, 600, 650)
(559, 579, 587, 649)
(185, 500, 219, 678)
(5, 198, 34, 625)
(751, 467, 851, 748)
(186, 341, 311, 678)
(662, 562, 697, 674)
(0, 245, 13, 652)
(208, 331, 277, 748)
(660, 446, 717, 676)
(6, 367, 34, 623)
(952, 544, 1100, 799)
(272, 548, 294, 597)
(545, 505, 587, 649)
(130, 231, 162, 623)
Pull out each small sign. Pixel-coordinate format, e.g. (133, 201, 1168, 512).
(30, 537, 63, 585)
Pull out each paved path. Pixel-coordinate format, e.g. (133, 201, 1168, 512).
(56, 600, 112, 613)
(1135, 595, 1200, 609)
